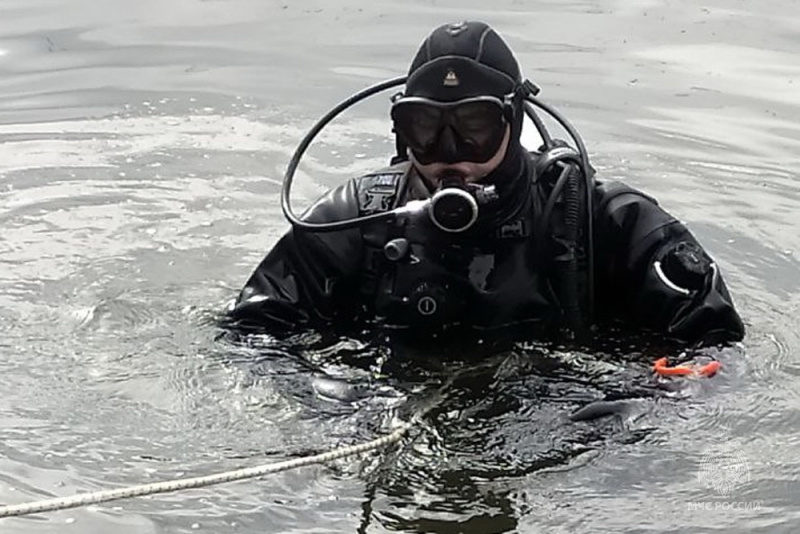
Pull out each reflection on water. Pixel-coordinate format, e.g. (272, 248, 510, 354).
(217, 326, 696, 533)
(1, 0, 799, 533)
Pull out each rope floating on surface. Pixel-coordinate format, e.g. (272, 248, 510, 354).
(0, 421, 411, 519)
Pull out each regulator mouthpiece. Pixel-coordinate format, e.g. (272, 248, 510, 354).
(428, 183, 498, 233)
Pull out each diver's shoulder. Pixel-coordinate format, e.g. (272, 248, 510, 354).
(301, 161, 411, 223)
(593, 178, 660, 212)
(591, 178, 684, 236)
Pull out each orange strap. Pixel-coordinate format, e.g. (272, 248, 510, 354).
(653, 357, 720, 377)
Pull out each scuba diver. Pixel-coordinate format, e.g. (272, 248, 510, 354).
(227, 21, 745, 346)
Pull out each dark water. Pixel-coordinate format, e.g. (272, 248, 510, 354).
(1, 1, 799, 532)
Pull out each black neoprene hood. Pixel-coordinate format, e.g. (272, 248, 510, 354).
(405, 21, 522, 101)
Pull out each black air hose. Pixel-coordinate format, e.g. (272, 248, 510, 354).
(560, 162, 586, 336)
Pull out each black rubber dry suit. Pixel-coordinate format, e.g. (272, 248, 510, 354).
(229, 153, 745, 344)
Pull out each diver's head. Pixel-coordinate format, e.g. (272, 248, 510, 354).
(391, 21, 524, 188)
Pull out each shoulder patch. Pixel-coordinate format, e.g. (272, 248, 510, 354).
(356, 165, 408, 215)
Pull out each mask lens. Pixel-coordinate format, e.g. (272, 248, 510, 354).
(451, 101, 505, 145)
(391, 103, 444, 152)
(391, 98, 507, 164)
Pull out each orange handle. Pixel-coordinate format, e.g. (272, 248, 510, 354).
(653, 357, 720, 378)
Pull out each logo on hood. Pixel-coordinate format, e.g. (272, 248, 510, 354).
(443, 69, 460, 87)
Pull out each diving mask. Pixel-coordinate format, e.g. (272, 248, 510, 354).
(390, 93, 514, 165)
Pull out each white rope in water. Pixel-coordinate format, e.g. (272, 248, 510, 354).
(0, 421, 411, 519)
